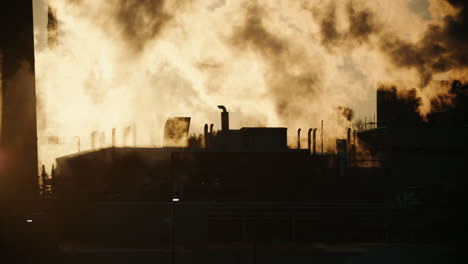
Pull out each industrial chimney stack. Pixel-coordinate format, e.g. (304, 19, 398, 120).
(217, 105, 229, 131)
(0, 1, 39, 202)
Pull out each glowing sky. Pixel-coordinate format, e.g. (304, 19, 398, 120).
(31, 0, 466, 169)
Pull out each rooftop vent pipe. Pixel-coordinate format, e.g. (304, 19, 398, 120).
(217, 105, 229, 131)
(204, 124, 209, 148)
(313, 128, 317, 155)
(308, 128, 313, 152)
(347, 128, 351, 144)
(297, 128, 301, 149)
(210, 124, 214, 133)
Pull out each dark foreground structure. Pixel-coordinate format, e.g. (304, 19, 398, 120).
(50, 102, 467, 252)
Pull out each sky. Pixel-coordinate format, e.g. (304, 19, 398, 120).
(31, 0, 467, 169)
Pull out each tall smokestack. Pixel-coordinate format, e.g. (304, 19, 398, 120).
(217, 105, 229, 131)
(0, 1, 39, 202)
(307, 128, 312, 152)
(210, 124, 214, 134)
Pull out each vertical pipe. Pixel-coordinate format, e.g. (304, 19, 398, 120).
(313, 128, 317, 155)
(374, 114, 376, 129)
(204, 124, 208, 148)
(347, 128, 351, 144)
(353, 130, 356, 145)
(210, 124, 214, 133)
(297, 128, 301, 149)
(321, 120, 324, 155)
(218, 105, 229, 131)
(1, 1, 38, 201)
(112, 128, 116, 147)
(308, 128, 312, 152)
(365, 117, 366, 131)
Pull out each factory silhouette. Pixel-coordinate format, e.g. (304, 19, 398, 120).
(1, 1, 467, 263)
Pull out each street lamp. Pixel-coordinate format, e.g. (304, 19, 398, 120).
(171, 197, 179, 264)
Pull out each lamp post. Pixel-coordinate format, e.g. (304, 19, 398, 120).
(171, 197, 179, 264)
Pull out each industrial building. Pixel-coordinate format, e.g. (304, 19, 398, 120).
(50, 102, 466, 245)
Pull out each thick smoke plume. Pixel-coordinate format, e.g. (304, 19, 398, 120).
(32, 0, 467, 167)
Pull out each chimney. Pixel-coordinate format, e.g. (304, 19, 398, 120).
(308, 128, 313, 152)
(217, 105, 229, 131)
(210, 124, 214, 134)
(353, 130, 357, 145)
(204, 124, 209, 148)
(297, 128, 301, 149)
(347, 128, 351, 144)
(313, 128, 317, 155)
(0, 1, 38, 201)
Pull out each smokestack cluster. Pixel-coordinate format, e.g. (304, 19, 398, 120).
(34, 0, 468, 168)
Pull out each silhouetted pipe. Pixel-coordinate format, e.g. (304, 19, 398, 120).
(321, 120, 324, 155)
(313, 128, 317, 155)
(217, 105, 226, 112)
(112, 128, 116, 147)
(353, 130, 357, 145)
(217, 105, 229, 131)
(347, 128, 351, 144)
(297, 128, 301, 149)
(308, 128, 313, 152)
(210, 124, 214, 133)
(204, 124, 208, 148)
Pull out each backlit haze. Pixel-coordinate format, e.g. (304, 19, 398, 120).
(32, 0, 468, 169)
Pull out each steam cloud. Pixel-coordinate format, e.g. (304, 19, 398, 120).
(33, 0, 467, 168)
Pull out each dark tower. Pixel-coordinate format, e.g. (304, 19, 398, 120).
(0, 1, 39, 202)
